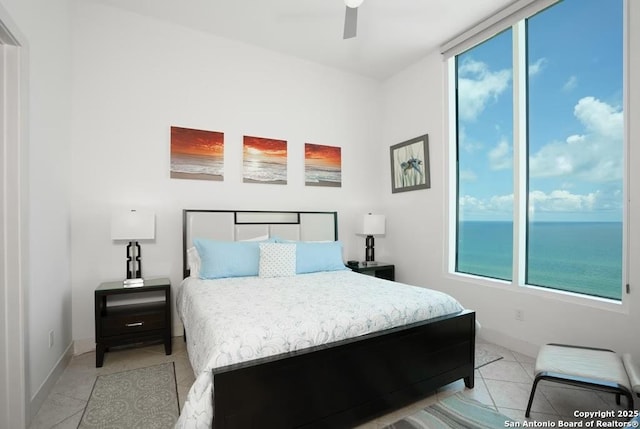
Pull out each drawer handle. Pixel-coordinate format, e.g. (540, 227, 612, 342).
(125, 322, 143, 327)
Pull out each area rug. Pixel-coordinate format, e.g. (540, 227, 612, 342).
(383, 393, 514, 429)
(78, 362, 179, 429)
(475, 343, 503, 369)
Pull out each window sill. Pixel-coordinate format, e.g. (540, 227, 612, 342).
(446, 271, 627, 314)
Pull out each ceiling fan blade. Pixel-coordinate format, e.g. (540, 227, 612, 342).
(343, 6, 358, 39)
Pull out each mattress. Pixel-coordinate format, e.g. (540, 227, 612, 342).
(175, 270, 465, 428)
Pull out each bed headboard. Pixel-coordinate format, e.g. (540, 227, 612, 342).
(182, 210, 338, 278)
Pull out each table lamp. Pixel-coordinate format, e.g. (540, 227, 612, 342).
(111, 209, 155, 285)
(361, 213, 385, 264)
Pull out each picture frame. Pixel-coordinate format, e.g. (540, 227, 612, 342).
(170, 126, 224, 181)
(390, 134, 430, 193)
(304, 143, 342, 187)
(242, 135, 288, 185)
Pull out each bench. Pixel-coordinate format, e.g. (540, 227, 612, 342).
(526, 343, 640, 417)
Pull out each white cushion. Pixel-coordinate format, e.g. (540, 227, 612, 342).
(259, 243, 296, 278)
(623, 353, 640, 394)
(535, 344, 631, 391)
(240, 234, 269, 242)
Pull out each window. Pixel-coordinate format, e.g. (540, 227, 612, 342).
(452, 0, 624, 300)
(456, 29, 514, 282)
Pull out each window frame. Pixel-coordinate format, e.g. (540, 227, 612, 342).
(444, 0, 629, 309)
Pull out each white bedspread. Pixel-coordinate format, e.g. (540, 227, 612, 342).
(174, 270, 464, 428)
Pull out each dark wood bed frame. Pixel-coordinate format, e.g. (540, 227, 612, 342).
(182, 209, 476, 428)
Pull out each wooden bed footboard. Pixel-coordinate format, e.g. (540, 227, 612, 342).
(211, 310, 475, 428)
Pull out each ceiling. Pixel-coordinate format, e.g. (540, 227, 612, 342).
(95, 0, 515, 80)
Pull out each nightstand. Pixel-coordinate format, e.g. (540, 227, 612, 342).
(348, 262, 395, 281)
(94, 277, 172, 367)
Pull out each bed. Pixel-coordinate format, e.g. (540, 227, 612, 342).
(176, 210, 475, 429)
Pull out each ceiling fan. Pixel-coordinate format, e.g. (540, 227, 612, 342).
(343, 0, 364, 39)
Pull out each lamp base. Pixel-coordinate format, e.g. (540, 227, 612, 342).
(125, 241, 143, 280)
(123, 278, 145, 288)
(365, 235, 375, 262)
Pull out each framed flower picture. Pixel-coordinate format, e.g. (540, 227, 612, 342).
(390, 134, 430, 193)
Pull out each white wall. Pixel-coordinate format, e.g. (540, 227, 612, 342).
(380, 4, 640, 360)
(70, 2, 383, 352)
(0, 0, 73, 415)
(26, 0, 74, 401)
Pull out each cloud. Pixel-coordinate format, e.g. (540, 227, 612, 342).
(528, 58, 547, 77)
(457, 59, 511, 122)
(563, 75, 578, 92)
(574, 96, 623, 139)
(489, 194, 514, 212)
(529, 187, 622, 214)
(459, 195, 488, 212)
(459, 169, 477, 182)
(460, 187, 621, 218)
(529, 189, 596, 212)
(488, 138, 512, 170)
(458, 126, 484, 153)
(459, 193, 513, 214)
(529, 96, 623, 183)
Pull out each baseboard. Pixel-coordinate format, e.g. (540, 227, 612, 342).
(29, 341, 74, 422)
(477, 327, 540, 358)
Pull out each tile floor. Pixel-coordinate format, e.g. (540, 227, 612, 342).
(29, 339, 631, 428)
(28, 338, 195, 429)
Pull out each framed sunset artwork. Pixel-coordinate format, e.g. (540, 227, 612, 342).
(170, 126, 224, 181)
(243, 136, 288, 184)
(304, 143, 341, 187)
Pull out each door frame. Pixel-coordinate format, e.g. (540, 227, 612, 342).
(0, 6, 28, 429)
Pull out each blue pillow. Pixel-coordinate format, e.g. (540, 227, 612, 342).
(296, 241, 348, 274)
(194, 238, 267, 279)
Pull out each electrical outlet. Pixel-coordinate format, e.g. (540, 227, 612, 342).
(48, 330, 54, 348)
(515, 309, 524, 321)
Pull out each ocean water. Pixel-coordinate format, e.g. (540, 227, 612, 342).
(243, 159, 287, 183)
(456, 221, 623, 300)
(171, 153, 223, 176)
(305, 165, 341, 186)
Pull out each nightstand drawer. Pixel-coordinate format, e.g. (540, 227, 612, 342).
(100, 302, 166, 336)
(102, 312, 165, 336)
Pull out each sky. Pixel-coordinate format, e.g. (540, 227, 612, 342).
(243, 135, 288, 162)
(456, 0, 623, 222)
(305, 143, 342, 169)
(170, 126, 224, 158)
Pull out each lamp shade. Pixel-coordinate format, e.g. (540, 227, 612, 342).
(111, 209, 155, 240)
(345, 0, 364, 8)
(362, 214, 385, 236)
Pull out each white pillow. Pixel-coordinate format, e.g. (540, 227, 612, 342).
(240, 234, 269, 242)
(259, 243, 296, 278)
(187, 246, 201, 278)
